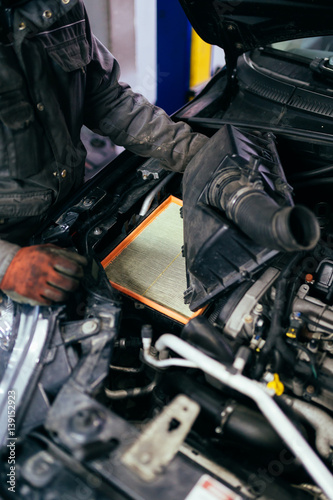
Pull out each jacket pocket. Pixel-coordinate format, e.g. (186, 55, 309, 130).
(37, 19, 91, 72)
(0, 45, 34, 128)
(0, 46, 40, 179)
(0, 92, 39, 179)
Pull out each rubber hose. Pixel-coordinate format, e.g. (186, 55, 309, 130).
(207, 170, 320, 252)
(234, 192, 320, 252)
(181, 316, 234, 364)
(254, 253, 302, 379)
(164, 373, 284, 452)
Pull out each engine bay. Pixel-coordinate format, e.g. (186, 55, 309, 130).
(2, 105, 333, 499)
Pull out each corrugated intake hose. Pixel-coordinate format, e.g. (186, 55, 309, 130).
(205, 167, 320, 252)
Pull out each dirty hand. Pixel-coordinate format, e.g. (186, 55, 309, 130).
(0, 244, 87, 306)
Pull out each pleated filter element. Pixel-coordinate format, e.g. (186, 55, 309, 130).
(102, 196, 203, 323)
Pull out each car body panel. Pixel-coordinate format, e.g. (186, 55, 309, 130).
(179, 0, 333, 66)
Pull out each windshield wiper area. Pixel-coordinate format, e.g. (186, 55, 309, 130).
(310, 56, 333, 81)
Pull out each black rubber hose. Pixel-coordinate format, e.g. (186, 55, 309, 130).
(164, 373, 284, 453)
(232, 192, 320, 252)
(181, 316, 234, 364)
(206, 170, 320, 252)
(224, 404, 284, 452)
(254, 253, 303, 379)
(164, 373, 225, 423)
(275, 336, 297, 366)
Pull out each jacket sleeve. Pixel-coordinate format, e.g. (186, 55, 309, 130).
(0, 241, 20, 283)
(83, 35, 208, 173)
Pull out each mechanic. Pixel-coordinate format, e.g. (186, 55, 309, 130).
(0, 0, 207, 306)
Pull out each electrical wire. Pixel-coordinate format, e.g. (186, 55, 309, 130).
(286, 338, 318, 379)
(254, 253, 304, 379)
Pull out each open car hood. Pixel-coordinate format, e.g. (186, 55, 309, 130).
(179, 0, 333, 65)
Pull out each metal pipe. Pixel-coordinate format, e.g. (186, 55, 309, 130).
(154, 334, 333, 500)
(293, 295, 333, 332)
(143, 349, 197, 369)
(105, 379, 157, 400)
(109, 364, 144, 373)
(283, 394, 333, 461)
(139, 172, 176, 216)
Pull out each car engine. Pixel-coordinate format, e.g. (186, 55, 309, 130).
(1, 119, 333, 500)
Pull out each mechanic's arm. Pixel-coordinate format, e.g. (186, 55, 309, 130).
(83, 36, 208, 173)
(0, 241, 87, 306)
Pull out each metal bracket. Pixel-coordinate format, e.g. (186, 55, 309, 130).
(121, 394, 200, 482)
(225, 266, 280, 338)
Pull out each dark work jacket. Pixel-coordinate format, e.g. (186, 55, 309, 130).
(0, 0, 207, 278)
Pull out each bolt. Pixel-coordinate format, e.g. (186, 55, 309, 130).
(69, 408, 106, 437)
(83, 199, 93, 207)
(141, 453, 152, 464)
(93, 227, 102, 236)
(82, 320, 99, 335)
(215, 426, 223, 434)
(33, 459, 51, 475)
(306, 385, 315, 394)
(244, 315, 253, 324)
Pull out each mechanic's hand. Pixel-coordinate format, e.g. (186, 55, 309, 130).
(0, 244, 87, 306)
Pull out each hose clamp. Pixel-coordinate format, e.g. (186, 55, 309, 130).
(220, 400, 236, 428)
(226, 186, 265, 221)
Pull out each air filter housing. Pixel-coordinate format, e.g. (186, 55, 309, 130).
(102, 196, 203, 324)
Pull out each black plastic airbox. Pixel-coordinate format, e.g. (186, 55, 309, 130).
(182, 125, 283, 311)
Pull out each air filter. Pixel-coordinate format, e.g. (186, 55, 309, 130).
(102, 196, 203, 323)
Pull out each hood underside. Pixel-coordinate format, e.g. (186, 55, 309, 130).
(179, 0, 333, 64)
